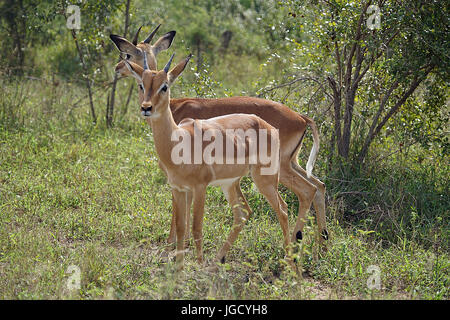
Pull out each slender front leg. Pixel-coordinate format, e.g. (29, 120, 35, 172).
(192, 185, 207, 265)
(172, 189, 192, 270)
(168, 191, 177, 246)
(168, 189, 193, 248)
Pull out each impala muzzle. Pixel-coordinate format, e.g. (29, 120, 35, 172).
(141, 106, 152, 117)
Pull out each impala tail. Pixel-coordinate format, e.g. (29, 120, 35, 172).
(304, 117, 320, 178)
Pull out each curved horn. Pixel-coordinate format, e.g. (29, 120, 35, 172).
(164, 53, 175, 73)
(132, 26, 142, 45)
(143, 51, 149, 70)
(143, 24, 161, 44)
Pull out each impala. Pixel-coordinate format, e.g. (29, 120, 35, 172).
(110, 24, 175, 72)
(109, 26, 329, 249)
(124, 52, 292, 270)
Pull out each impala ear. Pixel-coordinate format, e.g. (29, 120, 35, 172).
(152, 31, 176, 56)
(168, 54, 192, 85)
(110, 34, 142, 58)
(123, 60, 144, 82)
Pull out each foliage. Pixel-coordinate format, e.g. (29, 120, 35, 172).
(0, 0, 448, 300)
(279, 0, 449, 163)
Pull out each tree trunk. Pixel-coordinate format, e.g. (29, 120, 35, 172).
(196, 38, 202, 71)
(106, 0, 131, 128)
(220, 30, 233, 54)
(4, 0, 25, 76)
(340, 87, 357, 158)
(122, 83, 134, 116)
(70, 29, 97, 124)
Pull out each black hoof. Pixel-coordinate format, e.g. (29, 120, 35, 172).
(296, 230, 303, 242)
(220, 256, 226, 264)
(321, 229, 329, 240)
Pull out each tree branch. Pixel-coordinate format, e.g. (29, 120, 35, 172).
(327, 76, 343, 152)
(358, 64, 435, 161)
(257, 76, 320, 97)
(359, 78, 400, 160)
(352, 29, 400, 90)
(107, 0, 132, 127)
(343, 0, 372, 91)
(334, 40, 343, 89)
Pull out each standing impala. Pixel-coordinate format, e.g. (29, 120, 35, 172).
(110, 26, 329, 249)
(110, 24, 176, 71)
(124, 52, 292, 270)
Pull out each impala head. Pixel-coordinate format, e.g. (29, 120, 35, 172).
(110, 24, 176, 77)
(123, 52, 192, 118)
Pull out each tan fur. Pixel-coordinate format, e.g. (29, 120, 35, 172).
(111, 31, 329, 252)
(111, 29, 175, 75)
(127, 58, 293, 270)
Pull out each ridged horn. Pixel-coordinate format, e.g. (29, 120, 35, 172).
(143, 24, 161, 44)
(132, 26, 142, 45)
(164, 53, 175, 73)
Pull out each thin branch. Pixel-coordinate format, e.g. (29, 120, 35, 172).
(358, 64, 435, 161)
(373, 65, 434, 137)
(257, 76, 319, 97)
(334, 40, 343, 90)
(123, 82, 135, 116)
(352, 29, 400, 89)
(343, 0, 372, 91)
(327, 76, 343, 147)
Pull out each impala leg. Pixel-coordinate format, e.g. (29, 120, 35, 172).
(251, 168, 294, 269)
(279, 162, 317, 244)
(168, 191, 176, 246)
(168, 189, 193, 248)
(291, 162, 329, 246)
(216, 180, 252, 264)
(172, 189, 192, 270)
(192, 185, 207, 265)
(185, 191, 193, 243)
(278, 193, 289, 214)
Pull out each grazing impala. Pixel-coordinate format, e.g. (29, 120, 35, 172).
(124, 51, 292, 270)
(109, 26, 329, 249)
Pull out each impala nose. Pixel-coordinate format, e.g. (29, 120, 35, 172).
(141, 105, 152, 117)
(115, 61, 125, 76)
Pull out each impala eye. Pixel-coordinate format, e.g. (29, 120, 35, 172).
(139, 84, 143, 91)
(161, 84, 168, 92)
(126, 54, 131, 60)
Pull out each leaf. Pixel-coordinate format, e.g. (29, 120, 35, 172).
(357, 230, 375, 236)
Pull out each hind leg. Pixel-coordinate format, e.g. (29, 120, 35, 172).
(279, 162, 317, 244)
(277, 192, 288, 215)
(251, 168, 293, 266)
(216, 179, 253, 264)
(291, 162, 329, 245)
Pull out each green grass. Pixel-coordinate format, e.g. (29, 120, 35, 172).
(0, 79, 448, 299)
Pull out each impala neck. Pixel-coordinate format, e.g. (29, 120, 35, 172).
(148, 106, 179, 164)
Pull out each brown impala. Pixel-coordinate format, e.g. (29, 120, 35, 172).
(124, 52, 296, 270)
(109, 26, 329, 253)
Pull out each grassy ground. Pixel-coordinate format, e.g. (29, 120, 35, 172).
(0, 79, 448, 299)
